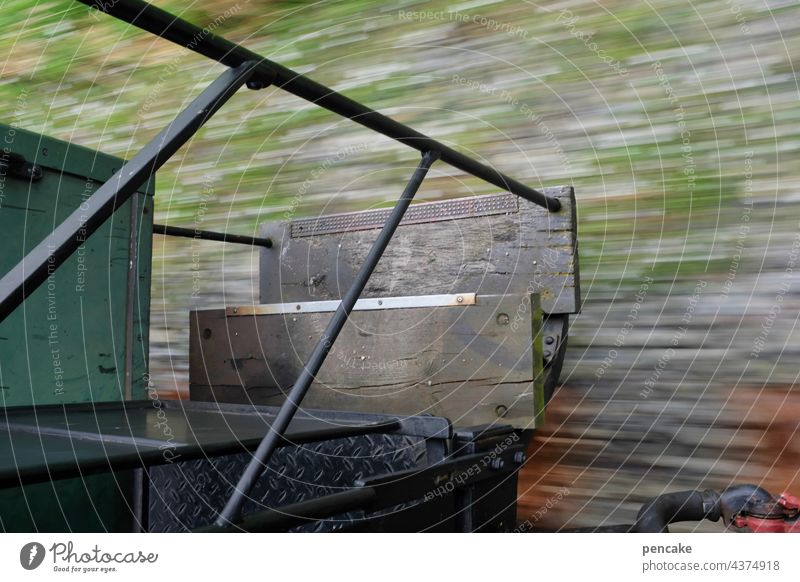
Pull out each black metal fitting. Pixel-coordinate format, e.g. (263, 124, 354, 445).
(0, 151, 43, 182)
(245, 65, 277, 90)
(634, 484, 776, 532)
(716, 484, 774, 525)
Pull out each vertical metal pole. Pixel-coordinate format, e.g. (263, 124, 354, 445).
(216, 150, 440, 526)
(132, 467, 150, 532)
(123, 193, 140, 400)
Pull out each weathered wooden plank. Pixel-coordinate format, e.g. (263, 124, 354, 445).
(259, 187, 579, 314)
(190, 294, 544, 428)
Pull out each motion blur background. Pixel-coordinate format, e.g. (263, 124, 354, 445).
(2, 0, 798, 530)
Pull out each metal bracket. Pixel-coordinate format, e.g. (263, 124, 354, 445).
(0, 151, 42, 182)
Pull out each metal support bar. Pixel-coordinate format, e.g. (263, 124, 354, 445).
(77, 0, 561, 212)
(215, 150, 441, 526)
(152, 223, 273, 248)
(0, 61, 258, 323)
(196, 489, 378, 533)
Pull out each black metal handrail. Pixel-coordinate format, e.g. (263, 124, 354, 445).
(76, 0, 560, 212)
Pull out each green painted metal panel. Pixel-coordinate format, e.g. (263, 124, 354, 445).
(0, 473, 137, 533)
(0, 123, 153, 405)
(0, 123, 153, 532)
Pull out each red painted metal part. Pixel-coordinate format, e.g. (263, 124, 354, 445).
(731, 491, 800, 532)
(733, 515, 797, 533)
(779, 492, 800, 511)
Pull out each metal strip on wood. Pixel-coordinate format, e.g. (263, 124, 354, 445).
(226, 293, 476, 316)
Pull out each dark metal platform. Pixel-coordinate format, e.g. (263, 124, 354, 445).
(0, 399, 449, 488)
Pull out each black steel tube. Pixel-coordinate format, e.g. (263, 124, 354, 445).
(77, 0, 561, 212)
(153, 223, 273, 248)
(635, 490, 709, 533)
(215, 150, 440, 525)
(196, 488, 377, 533)
(0, 61, 257, 323)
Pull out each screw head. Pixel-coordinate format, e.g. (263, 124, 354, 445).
(490, 458, 505, 471)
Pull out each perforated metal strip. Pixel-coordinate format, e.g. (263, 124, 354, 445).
(290, 193, 518, 238)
